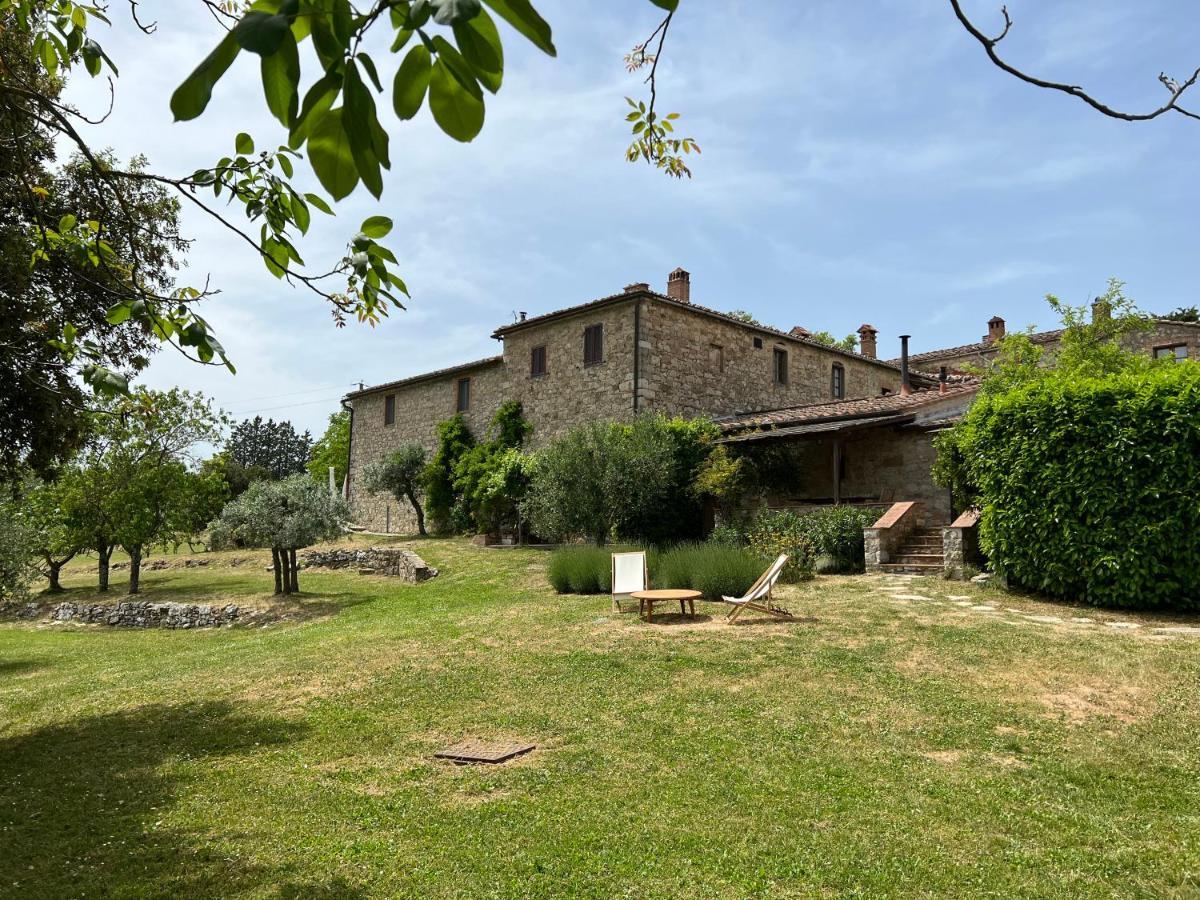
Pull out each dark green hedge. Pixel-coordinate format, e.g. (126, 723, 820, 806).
(967, 365, 1200, 610)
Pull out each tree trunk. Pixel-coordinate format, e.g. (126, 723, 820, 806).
(127, 545, 142, 595)
(47, 561, 63, 593)
(42, 551, 75, 593)
(271, 547, 284, 595)
(407, 491, 427, 537)
(289, 548, 299, 593)
(97, 542, 112, 592)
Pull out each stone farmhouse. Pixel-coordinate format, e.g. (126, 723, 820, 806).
(343, 271, 1198, 534)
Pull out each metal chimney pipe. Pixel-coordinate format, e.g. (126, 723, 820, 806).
(899, 335, 912, 396)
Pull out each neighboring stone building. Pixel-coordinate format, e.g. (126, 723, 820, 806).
(896, 309, 1200, 374)
(344, 269, 928, 531)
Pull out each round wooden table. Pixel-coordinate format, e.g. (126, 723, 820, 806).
(631, 589, 702, 622)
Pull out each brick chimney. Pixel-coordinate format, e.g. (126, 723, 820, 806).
(666, 267, 691, 303)
(624, 282, 650, 294)
(985, 315, 1005, 344)
(857, 323, 878, 358)
(1091, 297, 1112, 322)
(789, 326, 811, 338)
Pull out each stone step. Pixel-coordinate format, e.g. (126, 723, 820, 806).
(902, 539, 943, 549)
(893, 552, 944, 561)
(880, 563, 944, 574)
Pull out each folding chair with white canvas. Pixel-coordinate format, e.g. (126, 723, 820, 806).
(611, 551, 648, 613)
(723, 554, 793, 622)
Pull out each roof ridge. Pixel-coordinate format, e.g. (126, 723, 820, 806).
(344, 355, 504, 399)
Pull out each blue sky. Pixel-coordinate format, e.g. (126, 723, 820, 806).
(64, 0, 1200, 435)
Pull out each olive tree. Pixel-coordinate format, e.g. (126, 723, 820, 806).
(210, 475, 346, 595)
(362, 445, 428, 536)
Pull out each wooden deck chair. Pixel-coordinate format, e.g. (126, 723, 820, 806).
(723, 554, 792, 622)
(611, 551, 648, 613)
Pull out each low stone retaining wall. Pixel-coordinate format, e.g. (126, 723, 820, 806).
(301, 547, 438, 582)
(50, 601, 240, 629)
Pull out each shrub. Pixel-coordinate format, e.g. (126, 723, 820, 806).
(547, 546, 615, 594)
(745, 512, 815, 582)
(950, 364, 1200, 610)
(525, 415, 718, 545)
(798, 505, 882, 573)
(654, 543, 769, 598)
(547, 542, 766, 598)
(706, 521, 747, 547)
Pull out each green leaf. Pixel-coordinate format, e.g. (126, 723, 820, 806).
(482, 0, 555, 56)
(428, 58, 485, 142)
(392, 44, 431, 120)
(292, 195, 310, 233)
(361, 216, 393, 239)
(58, 214, 77, 232)
(171, 32, 241, 121)
(307, 108, 359, 200)
(357, 52, 383, 92)
(305, 192, 334, 214)
(429, 0, 481, 25)
(289, 71, 341, 149)
(453, 7, 503, 93)
(342, 61, 386, 197)
(261, 28, 300, 125)
(432, 36, 483, 100)
(233, 11, 291, 56)
(105, 303, 132, 325)
(648, 0, 678, 9)
(235, 132, 255, 154)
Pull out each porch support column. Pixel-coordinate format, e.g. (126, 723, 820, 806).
(832, 437, 843, 505)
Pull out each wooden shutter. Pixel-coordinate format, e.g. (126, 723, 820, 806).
(584, 324, 603, 366)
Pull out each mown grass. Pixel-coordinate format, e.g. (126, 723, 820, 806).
(2, 537, 1199, 898)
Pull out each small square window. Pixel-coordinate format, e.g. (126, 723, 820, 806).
(831, 363, 845, 399)
(584, 324, 604, 366)
(1154, 344, 1188, 361)
(384, 394, 396, 426)
(773, 348, 788, 385)
(753, 337, 763, 350)
(531, 345, 547, 377)
(709, 344, 724, 372)
(456, 377, 470, 412)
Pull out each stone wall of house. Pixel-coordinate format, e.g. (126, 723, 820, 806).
(347, 359, 507, 532)
(501, 300, 639, 444)
(742, 429, 952, 523)
(640, 302, 903, 417)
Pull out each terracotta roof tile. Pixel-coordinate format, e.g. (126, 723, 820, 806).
(716, 380, 980, 432)
(344, 356, 504, 400)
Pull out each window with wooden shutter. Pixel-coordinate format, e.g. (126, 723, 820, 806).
(456, 378, 470, 412)
(584, 324, 604, 366)
(531, 345, 547, 376)
(773, 348, 788, 384)
(831, 363, 845, 399)
(384, 394, 396, 425)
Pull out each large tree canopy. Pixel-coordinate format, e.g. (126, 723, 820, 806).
(0, 15, 184, 483)
(0, 0, 692, 410)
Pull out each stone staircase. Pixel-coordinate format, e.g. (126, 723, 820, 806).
(879, 527, 944, 575)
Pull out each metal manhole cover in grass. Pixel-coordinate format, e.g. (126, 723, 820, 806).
(434, 740, 536, 765)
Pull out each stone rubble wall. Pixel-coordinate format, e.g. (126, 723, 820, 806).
(50, 601, 240, 628)
(301, 547, 438, 582)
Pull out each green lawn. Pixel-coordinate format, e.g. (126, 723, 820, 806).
(2, 538, 1198, 898)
